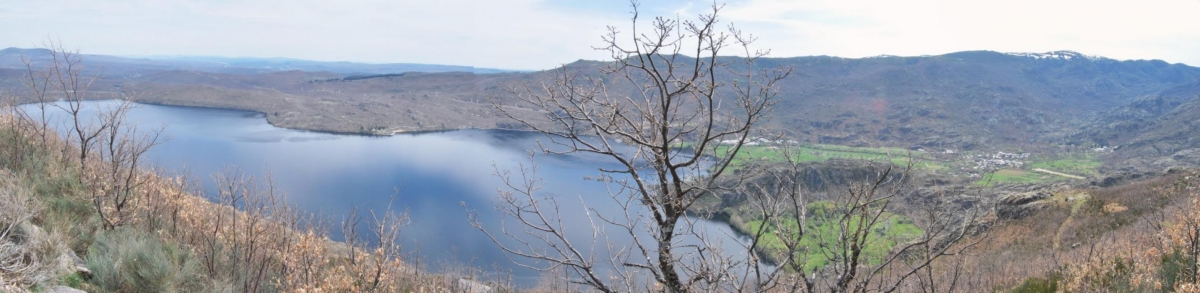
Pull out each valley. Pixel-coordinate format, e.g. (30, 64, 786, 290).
(2, 47, 1199, 292)
(3, 0, 1200, 291)
(6, 47, 1196, 178)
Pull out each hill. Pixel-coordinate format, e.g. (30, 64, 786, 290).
(763, 51, 1200, 150)
(1104, 93, 1200, 172)
(3, 49, 1199, 167)
(129, 55, 515, 75)
(0, 47, 513, 76)
(6, 47, 1200, 291)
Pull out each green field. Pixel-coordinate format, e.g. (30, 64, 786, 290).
(975, 155, 1101, 186)
(740, 201, 923, 272)
(1029, 155, 1102, 176)
(974, 169, 1056, 186)
(711, 144, 946, 171)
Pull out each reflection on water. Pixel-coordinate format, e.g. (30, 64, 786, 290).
(27, 101, 749, 285)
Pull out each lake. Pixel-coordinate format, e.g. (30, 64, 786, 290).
(28, 100, 751, 285)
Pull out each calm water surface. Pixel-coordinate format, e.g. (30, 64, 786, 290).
(31, 101, 749, 284)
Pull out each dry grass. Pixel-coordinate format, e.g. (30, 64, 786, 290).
(914, 171, 1200, 292)
(0, 170, 68, 290)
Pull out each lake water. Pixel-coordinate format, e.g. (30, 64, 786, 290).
(27, 100, 751, 285)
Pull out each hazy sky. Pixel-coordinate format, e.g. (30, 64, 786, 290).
(2, 0, 1197, 70)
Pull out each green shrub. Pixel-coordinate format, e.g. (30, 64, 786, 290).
(1160, 249, 1197, 291)
(1011, 271, 1060, 293)
(58, 272, 87, 289)
(86, 228, 210, 292)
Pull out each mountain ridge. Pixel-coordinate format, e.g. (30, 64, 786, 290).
(2, 49, 1198, 172)
(0, 47, 515, 75)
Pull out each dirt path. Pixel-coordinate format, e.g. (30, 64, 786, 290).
(1054, 193, 1090, 250)
(1033, 168, 1086, 180)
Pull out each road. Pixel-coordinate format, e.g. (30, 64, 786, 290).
(1033, 168, 1085, 179)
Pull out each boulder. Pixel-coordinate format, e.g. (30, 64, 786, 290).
(45, 286, 87, 293)
(65, 250, 91, 279)
(456, 278, 493, 293)
(1164, 166, 1189, 175)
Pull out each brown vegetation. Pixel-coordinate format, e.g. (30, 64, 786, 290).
(896, 170, 1200, 292)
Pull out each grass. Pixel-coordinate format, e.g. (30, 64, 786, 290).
(739, 201, 923, 272)
(1051, 192, 1091, 250)
(0, 127, 96, 290)
(975, 169, 1055, 186)
(712, 144, 947, 171)
(1011, 272, 1061, 293)
(1028, 155, 1102, 177)
(975, 155, 1102, 186)
(86, 228, 216, 292)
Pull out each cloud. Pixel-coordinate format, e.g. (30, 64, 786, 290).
(0, 0, 624, 69)
(1, 0, 1196, 69)
(721, 0, 1200, 65)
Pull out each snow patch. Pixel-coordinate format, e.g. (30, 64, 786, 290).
(1004, 51, 1105, 61)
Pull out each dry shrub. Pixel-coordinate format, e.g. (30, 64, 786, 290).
(937, 204, 1070, 291)
(129, 168, 461, 292)
(0, 171, 42, 288)
(915, 171, 1200, 292)
(1061, 234, 1161, 292)
(1103, 202, 1128, 214)
(1059, 171, 1200, 292)
(0, 171, 71, 289)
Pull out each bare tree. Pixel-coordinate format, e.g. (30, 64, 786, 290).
(802, 165, 984, 293)
(29, 43, 108, 175)
(365, 199, 411, 291)
(189, 167, 307, 292)
(728, 142, 819, 292)
(342, 206, 363, 266)
(475, 2, 987, 292)
(725, 143, 986, 293)
(3, 41, 80, 170)
(475, 2, 792, 292)
(16, 49, 56, 150)
(91, 100, 164, 229)
(14, 43, 166, 230)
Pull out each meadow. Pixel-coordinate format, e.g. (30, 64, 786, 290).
(976, 155, 1102, 186)
(711, 144, 947, 171)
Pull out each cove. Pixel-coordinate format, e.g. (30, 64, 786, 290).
(25, 100, 751, 285)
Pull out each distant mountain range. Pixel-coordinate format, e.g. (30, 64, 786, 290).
(0, 47, 515, 75)
(2, 48, 1199, 172)
(755, 50, 1200, 149)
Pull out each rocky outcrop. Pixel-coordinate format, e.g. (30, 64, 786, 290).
(456, 278, 493, 293)
(714, 160, 904, 209)
(996, 191, 1053, 219)
(45, 286, 87, 293)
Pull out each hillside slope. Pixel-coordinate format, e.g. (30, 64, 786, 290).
(1110, 94, 1200, 171)
(3, 50, 1198, 150)
(759, 51, 1200, 149)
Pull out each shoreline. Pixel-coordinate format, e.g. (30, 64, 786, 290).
(13, 98, 530, 137)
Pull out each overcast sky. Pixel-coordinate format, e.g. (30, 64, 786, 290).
(1, 0, 1197, 70)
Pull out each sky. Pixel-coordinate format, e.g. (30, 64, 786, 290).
(1, 0, 1197, 70)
